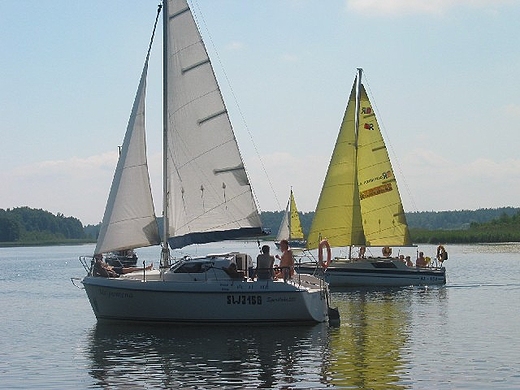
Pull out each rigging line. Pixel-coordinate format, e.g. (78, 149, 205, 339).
(363, 73, 419, 214)
(189, 0, 282, 213)
(145, 4, 163, 63)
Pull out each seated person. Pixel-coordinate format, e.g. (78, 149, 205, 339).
(255, 245, 274, 280)
(382, 246, 392, 257)
(223, 262, 244, 279)
(416, 252, 427, 268)
(405, 256, 413, 267)
(93, 254, 152, 277)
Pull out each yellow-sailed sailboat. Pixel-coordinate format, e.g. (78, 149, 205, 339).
(275, 189, 306, 249)
(298, 69, 446, 287)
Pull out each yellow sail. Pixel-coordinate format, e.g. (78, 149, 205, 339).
(276, 189, 305, 242)
(307, 79, 365, 250)
(289, 190, 304, 240)
(307, 69, 411, 250)
(357, 84, 411, 246)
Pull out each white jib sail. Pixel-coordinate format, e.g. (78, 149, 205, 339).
(95, 60, 160, 255)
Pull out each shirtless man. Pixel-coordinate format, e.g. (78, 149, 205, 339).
(275, 239, 294, 281)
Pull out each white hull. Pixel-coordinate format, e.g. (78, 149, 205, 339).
(297, 258, 446, 288)
(82, 272, 329, 324)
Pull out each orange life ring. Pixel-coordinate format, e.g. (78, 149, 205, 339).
(318, 239, 332, 268)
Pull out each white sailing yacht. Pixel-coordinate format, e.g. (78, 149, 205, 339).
(275, 189, 306, 249)
(297, 69, 446, 287)
(80, 0, 333, 324)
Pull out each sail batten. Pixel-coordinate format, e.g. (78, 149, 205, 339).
(182, 58, 210, 73)
(198, 109, 227, 124)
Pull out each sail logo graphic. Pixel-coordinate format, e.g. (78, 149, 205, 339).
(360, 183, 393, 200)
(361, 171, 393, 186)
(362, 106, 375, 130)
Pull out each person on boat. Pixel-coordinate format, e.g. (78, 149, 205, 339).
(399, 254, 405, 263)
(247, 254, 255, 279)
(382, 246, 392, 257)
(255, 245, 275, 280)
(223, 262, 244, 279)
(93, 254, 152, 277)
(437, 245, 448, 263)
(416, 252, 427, 268)
(275, 239, 294, 281)
(359, 246, 366, 258)
(405, 256, 414, 267)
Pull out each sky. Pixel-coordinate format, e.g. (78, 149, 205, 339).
(1, 0, 520, 226)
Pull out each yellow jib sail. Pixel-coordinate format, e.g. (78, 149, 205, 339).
(307, 69, 411, 250)
(277, 189, 305, 242)
(289, 190, 304, 240)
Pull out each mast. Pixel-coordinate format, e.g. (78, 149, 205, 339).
(161, 0, 170, 267)
(288, 187, 293, 238)
(350, 67, 363, 259)
(354, 68, 362, 148)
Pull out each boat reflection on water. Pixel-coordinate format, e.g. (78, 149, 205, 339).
(86, 288, 442, 388)
(327, 288, 414, 389)
(87, 322, 329, 388)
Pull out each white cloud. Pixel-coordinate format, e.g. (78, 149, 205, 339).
(280, 53, 299, 63)
(0, 153, 118, 225)
(226, 41, 244, 51)
(503, 103, 520, 117)
(2, 147, 519, 227)
(346, 0, 515, 16)
(247, 152, 328, 212)
(399, 148, 520, 211)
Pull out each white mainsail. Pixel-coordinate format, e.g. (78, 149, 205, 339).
(164, 0, 263, 249)
(95, 0, 264, 254)
(95, 59, 160, 255)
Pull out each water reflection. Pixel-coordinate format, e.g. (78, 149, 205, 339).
(328, 289, 415, 389)
(86, 289, 436, 389)
(87, 322, 329, 388)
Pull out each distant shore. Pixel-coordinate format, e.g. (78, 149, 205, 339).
(0, 239, 96, 248)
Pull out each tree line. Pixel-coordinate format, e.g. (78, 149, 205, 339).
(260, 207, 520, 244)
(0, 207, 85, 244)
(1, 206, 520, 245)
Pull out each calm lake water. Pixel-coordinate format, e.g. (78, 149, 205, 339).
(1, 242, 519, 389)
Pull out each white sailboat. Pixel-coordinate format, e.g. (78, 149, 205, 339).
(275, 189, 306, 249)
(298, 69, 446, 287)
(80, 0, 333, 324)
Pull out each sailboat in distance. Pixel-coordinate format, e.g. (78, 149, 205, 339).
(297, 69, 446, 287)
(80, 0, 333, 324)
(275, 189, 306, 249)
